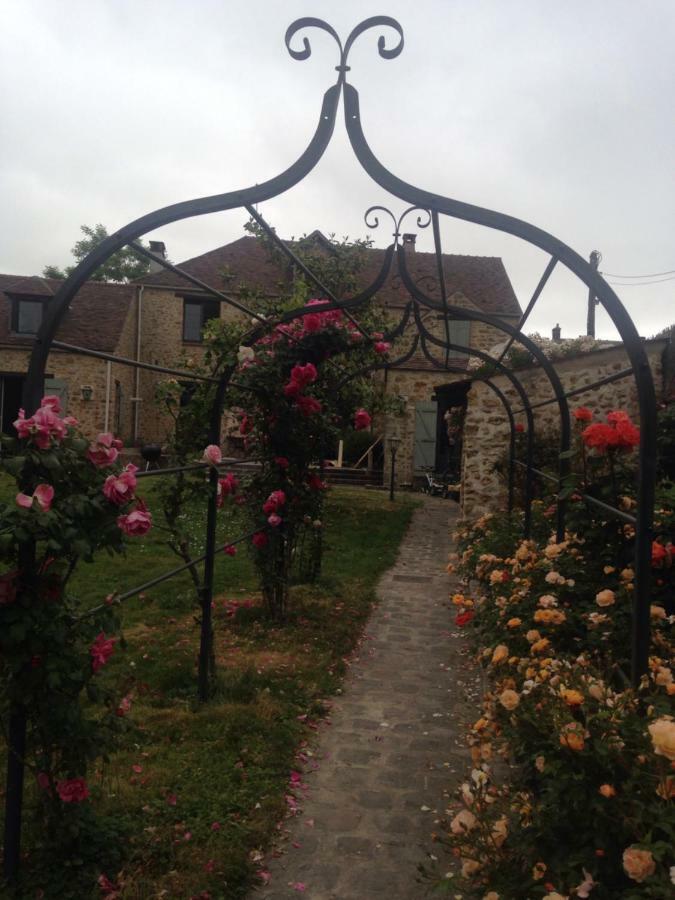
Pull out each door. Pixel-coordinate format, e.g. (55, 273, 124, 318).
(414, 401, 438, 471)
(0, 375, 25, 436)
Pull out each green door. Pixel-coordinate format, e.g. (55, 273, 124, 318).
(414, 401, 437, 471)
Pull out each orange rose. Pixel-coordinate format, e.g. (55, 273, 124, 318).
(561, 688, 584, 707)
(530, 638, 551, 654)
(491, 644, 509, 665)
(598, 784, 616, 798)
(560, 722, 585, 751)
(499, 689, 520, 711)
(622, 846, 655, 883)
(595, 589, 615, 607)
(648, 717, 675, 761)
(506, 617, 522, 628)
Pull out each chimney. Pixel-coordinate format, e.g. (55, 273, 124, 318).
(552, 323, 562, 342)
(148, 241, 167, 274)
(402, 233, 416, 252)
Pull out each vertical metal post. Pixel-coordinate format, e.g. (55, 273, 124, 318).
(586, 250, 601, 337)
(389, 446, 397, 502)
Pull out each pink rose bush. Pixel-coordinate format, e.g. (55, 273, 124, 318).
(2, 397, 150, 873)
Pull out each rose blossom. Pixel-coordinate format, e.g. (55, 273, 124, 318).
(354, 409, 371, 431)
(622, 846, 656, 883)
(296, 395, 322, 417)
(275, 456, 290, 469)
(559, 722, 585, 751)
(87, 433, 123, 467)
(491, 644, 509, 665)
(16, 483, 54, 512)
(56, 777, 90, 803)
(224, 545, 237, 556)
(374, 341, 390, 354)
(90, 632, 115, 672)
(117, 501, 152, 537)
(450, 809, 477, 833)
(598, 784, 616, 797)
(595, 589, 615, 607)
(648, 717, 675, 761)
(116, 695, 132, 717)
(252, 531, 268, 549)
(103, 464, 138, 505)
(573, 406, 593, 422)
(267, 513, 282, 527)
(263, 490, 286, 515)
(499, 689, 520, 710)
(203, 444, 222, 466)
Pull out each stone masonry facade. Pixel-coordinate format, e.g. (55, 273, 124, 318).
(460, 340, 669, 521)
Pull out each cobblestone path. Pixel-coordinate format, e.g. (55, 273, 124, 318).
(253, 496, 480, 900)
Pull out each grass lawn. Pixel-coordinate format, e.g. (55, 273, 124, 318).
(1, 482, 419, 899)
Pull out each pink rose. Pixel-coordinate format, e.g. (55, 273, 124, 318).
(216, 473, 239, 508)
(275, 456, 290, 469)
(354, 409, 371, 431)
(14, 404, 67, 448)
(374, 341, 390, 354)
(90, 631, 115, 672)
(224, 545, 237, 556)
(267, 513, 282, 527)
(116, 695, 132, 717)
(203, 444, 222, 466)
(56, 777, 90, 803)
(117, 502, 152, 537)
(290, 363, 318, 388)
(252, 531, 268, 549)
(88, 433, 123, 467)
(103, 464, 138, 506)
(16, 483, 54, 512)
(40, 395, 62, 413)
(262, 490, 286, 515)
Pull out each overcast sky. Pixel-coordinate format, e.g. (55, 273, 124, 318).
(2, 0, 674, 340)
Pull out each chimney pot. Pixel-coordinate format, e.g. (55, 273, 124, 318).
(402, 233, 416, 251)
(552, 323, 562, 342)
(148, 241, 167, 273)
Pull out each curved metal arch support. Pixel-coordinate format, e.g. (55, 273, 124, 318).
(338, 334, 523, 519)
(342, 74, 655, 683)
(410, 315, 537, 535)
(24, 81, 344, 412)
(406, 275, 571, 541)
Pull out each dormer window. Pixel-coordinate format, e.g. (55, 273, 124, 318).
(11, 296, 48, 335)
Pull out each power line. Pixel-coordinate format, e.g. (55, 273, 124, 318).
(600, 267, 675, 279)
(605, 274, 675, 287)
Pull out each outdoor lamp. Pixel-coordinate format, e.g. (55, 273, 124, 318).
(80, 385, 93, 401)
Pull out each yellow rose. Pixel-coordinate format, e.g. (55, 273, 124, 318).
(492, 644, 509, 665)
(622, 846, 656, 883)
(595, 589, 615, 607)
(561, 688, 584, 707)
(559, 722, 585, 751)
(450, 808, 477, 834)
(499, 689, 520, 711)
(648, 717, 675, 761)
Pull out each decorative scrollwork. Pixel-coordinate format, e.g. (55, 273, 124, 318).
(363, 204, 431, 240)
(285, 16, 403, 73)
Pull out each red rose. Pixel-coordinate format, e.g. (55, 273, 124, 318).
(56, 777, 90, 803)
(252, 532, 268, 549)
(354, 409, 371, 431)
(573, 406, 593, 422)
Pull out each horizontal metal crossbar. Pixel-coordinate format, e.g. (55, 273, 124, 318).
(511, 367, 634, 414)
(513, 459, 637, 524)
(135, 458, 264, 479)
(51, 340, 221, 383)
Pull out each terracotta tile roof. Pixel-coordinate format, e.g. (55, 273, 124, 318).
(138, 235, 522, 318)
(0, 274, 134, 353)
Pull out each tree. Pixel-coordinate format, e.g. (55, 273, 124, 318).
(42, 223, 152, 283)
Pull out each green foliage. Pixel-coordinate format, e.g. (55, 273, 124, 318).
(42, 223, 152, 283)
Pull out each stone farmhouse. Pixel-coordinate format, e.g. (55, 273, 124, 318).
(0, 233, 520, 481)
(2, 234, 669, 518)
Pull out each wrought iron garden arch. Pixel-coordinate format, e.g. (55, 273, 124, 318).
(5, 15, 658, 882)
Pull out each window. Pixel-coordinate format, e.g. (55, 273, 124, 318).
(11, 297, 47, 335)
(182, 298, 220, 342)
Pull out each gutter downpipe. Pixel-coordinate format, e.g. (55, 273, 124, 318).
(103, 360, 112, 432)
(133, 285, 144, 442)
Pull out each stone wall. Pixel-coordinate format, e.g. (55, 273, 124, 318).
(460, 339, 668, 521)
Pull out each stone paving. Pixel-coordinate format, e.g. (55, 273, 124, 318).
(252, 496, 481, 900)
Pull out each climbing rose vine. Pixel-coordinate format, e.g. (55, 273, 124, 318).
(0, 395, 151, 869)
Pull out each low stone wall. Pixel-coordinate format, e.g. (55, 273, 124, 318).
(461, 339, 668, 521)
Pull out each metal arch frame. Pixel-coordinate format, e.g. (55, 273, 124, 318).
(340, 333, 536, 527)
(7, 15, 658, 883)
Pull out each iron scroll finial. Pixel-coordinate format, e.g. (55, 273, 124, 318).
(364, 204, 430, 241)
(285, 16, 404, 74)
